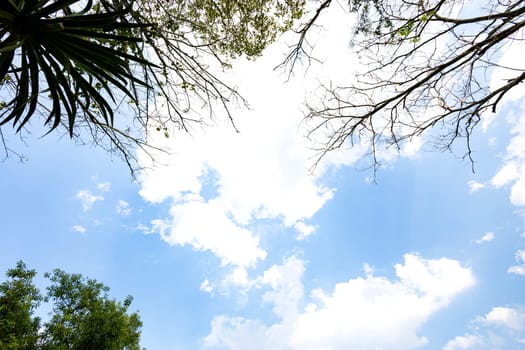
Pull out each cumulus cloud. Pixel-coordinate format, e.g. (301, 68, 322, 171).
(485, 33, 525, 207)
(71, 225, 86, 233)
(138, 108, 334, 225)
(487, 108, 525, 204)
(150, 198, 266, 268)
(467, 180, 485, 193)
(219, 266, 255, 294)
(400, 136, 422, 159)
(491, 163, 519, 189)
(134, 3, 429, 273)
(76, 190, 103, 211)
(260, 256, 305, 321)
(137, 49, 341, 270)
(205, 254, 474, 350)
(294, 222, 317, 240)
(475, 232, 495, 244)
(445, 306, 525, 349)
(482, 25, 525, 132)
(508, 250, 525, 276)
(480, 27, 525, 283)
(485, 307, 525, 331)
(443, 334, 482, 350)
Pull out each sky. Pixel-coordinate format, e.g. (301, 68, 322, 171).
(1, 3, 525, 350)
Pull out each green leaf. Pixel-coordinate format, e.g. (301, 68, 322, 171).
(0, 9, 16, 21)
(36, 0, 80, 17)
(0, 47, 15, 80)
(0, 38, 24, 53)
(16, 45, 40, 130)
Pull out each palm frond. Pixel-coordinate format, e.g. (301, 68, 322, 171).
(0, 0, 154, 136)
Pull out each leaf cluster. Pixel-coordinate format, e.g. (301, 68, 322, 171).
(0, 0, 311, 175)
(0, 261, 41, 350)
(0, 0, 154, 138)
(178, 0, 305, 58)
(0, 261, 143, 350)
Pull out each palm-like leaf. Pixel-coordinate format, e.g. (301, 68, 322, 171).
(0, 0, 153, 136)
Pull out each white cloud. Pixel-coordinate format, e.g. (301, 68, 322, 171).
(205, 254, 474, 350)
(511, 178, 525, 207)
(490, 163, 519, 188)
(467, 180, 485, 193)
(294, 221, 317, 240)
(136, 42, 343, 270)
(363, 263, 374, 277)
(508, 250, 525, 276)
(443, 334, 481, 350)
(154, 198, 266, 268)
(137, 54, 336, 225)
(116, 200, 131, 216)
(214, 256, 306, 300)
(446, 306, 525, 349)
(475, 232, 495, 244)
(135, 2, 434, 273)
(401, 136, 422, 159)
(481, 29, 525, 280)
(485, 307, 525, 331)
(133, 4, 434, 275)
(76, 190, 104, 211)
(393, 254, 474, 300)
(261, 256, 305, 321)
(221, 267, 253, 291)
(71, 225, 86, 234)
(482, 26, 525, 132)
(97, 182, 111, 192)
(487, 99, 525, 207)
(477, 25, 525, 209)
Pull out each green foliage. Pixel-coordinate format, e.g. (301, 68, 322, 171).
(41, 269, 142, 350)
(397, 20, 413, 37)
(0, 262, 143, 350)
(0, 261, 41, 350)
(0, 0, 309, 172)
(0, 0, 154, 137)
(176, 0, 305, 58)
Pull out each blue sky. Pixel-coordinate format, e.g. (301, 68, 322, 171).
(2, 4, 525, 350)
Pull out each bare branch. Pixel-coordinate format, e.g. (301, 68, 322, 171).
(287, 0, 525, 174)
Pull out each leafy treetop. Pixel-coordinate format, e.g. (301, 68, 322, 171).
(0, 261, 143, 350)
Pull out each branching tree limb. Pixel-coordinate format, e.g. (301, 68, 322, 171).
(0, 0, 306, 176)
(285, 0, 525, 173)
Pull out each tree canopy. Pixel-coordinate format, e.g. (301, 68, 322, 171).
(0, 261, 143, 349)
(0, 261, 41, 350)
(284, 0, 525, 171)
(0, 0, 305, 173)
(1, 0, 523, 174)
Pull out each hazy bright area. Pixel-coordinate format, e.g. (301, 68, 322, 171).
(1, 3, 525, 350)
